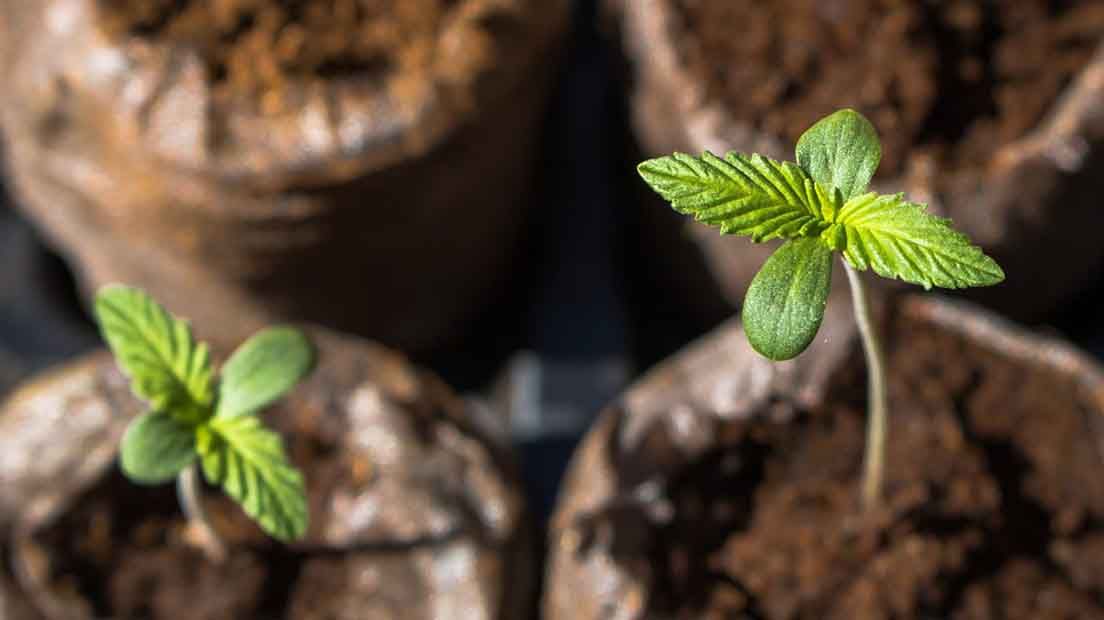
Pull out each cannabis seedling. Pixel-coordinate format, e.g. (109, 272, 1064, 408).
(94, 285, 313, 558)
(638, 109, 1004, 510)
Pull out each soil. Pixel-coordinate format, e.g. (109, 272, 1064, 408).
(673, 0, 1104, 182)
(96, 0, 466, 105)
(31, 445, 327, 619)
(598, 303, 1104, 618)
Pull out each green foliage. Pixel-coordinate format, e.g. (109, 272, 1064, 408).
(199, 415, 308, 542)
(94, 285, 214, 423)
(638, 151, 834, 242)
(829, 192, 1005, 289)
(120, 411, 197, 484)
(795, 108, 881, 202)
(94, 286, 313, 541)
(743, 237, 833, 361)
(639, 108, 1004, 361)
(217, 327, 314, 420)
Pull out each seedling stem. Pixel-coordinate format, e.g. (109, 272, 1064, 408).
(178, 464, 227, 562)
(845, 263, 888, 510)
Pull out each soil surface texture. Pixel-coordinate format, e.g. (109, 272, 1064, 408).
(97, 0, 468, 103)
(674, 0, 1104, 182)
(594, 304, 1104, 618)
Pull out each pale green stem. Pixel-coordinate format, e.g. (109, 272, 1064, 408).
(177, 464, 227, 563)
(844, 262, 888, 511)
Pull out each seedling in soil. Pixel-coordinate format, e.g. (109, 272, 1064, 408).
(94, 285, 313, 558)
(638, 109, 1004, 510)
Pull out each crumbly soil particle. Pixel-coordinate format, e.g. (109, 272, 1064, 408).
(97, 0, 463, 103)
(673, 0, 1104, 181)
(627, 305, 1104, 618)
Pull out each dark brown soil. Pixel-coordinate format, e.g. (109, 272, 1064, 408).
(97, 0, 463, 105)
(30, 412, 341, 619)
(613, 305, 1104, 618)
(674, 0, 1104, 181)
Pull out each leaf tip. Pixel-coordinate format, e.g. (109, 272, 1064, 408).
(274, 512, 310, 542)
(635, 155, 671, 189)
(94, 282, 139, 299)
(978, 259, 1006, 287)
(92, 283, 135, 322)
(797, 108, 882, 200)
(216, 326, 315, 419)
(747, 338, 802, 362)
(831, 107, 866, 121)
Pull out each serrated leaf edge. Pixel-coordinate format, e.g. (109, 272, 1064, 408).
(637, 151, 841, 243)
(94, 285, 215, 421)
(833, 193, 1005, 289)
(198, 416, 308, 541)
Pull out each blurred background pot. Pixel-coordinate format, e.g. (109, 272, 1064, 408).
(613, 0, 1104, 322)
(0, 328, 529, 620)
(0, 0, 569, 354)
(0, 576, 36, 620)
(544, 292, 1104, 618)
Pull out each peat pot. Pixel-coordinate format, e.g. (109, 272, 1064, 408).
(0, 0, 569, 353)
(545, 292, 1104, 618)
(0, 328, 529, 620)
(615, 0, 1104, 321)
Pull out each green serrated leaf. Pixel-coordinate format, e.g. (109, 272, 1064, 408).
(94, 285, 214, 422)
(638, 151, 837, 242)
(796, 109, 881, 202)
(743, 237, 833, 361)
(832, 192, 1005, 289)
(217, 327, 314, 419)
(120, 411, 197, 485)
(199, 415, 308, 541)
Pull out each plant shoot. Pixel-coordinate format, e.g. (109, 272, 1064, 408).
(638, 109, 1004, 509)
(94, 285, 313, 555)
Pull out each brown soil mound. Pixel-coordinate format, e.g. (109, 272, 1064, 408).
(602, 305, 1104, 617)
(674, 0, 1104, 180)
(97, 0, 464, 103)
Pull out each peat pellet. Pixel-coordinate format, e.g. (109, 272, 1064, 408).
(615, 0, 1104, 321)
(0, 0, 569, 353)
(545, 292, 1104, 618)
(0, 328, 529, 620)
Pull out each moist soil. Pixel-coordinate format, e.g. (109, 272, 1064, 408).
(625, 304, 1104, 618)
(97, 0, 462, 105)
(28, 416, 347, 619)
(673, 0, 1104, 183)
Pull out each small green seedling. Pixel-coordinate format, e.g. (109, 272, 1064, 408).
(94, 285, 313, 557)
(639, 109, 1004, 510)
